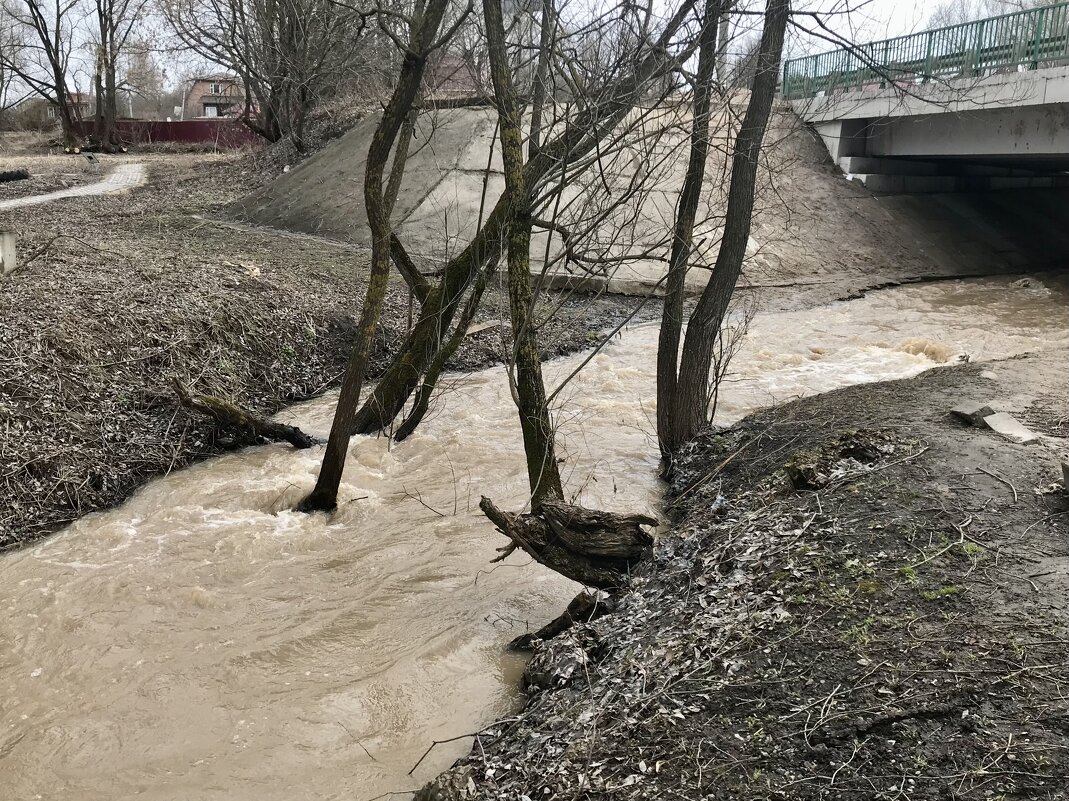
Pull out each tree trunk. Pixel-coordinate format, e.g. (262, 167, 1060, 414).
(92, 2, 122, 153)
(657, 0, 722, 462)
(173, 380, 320, 449)
(94, 58, 121, 151)
(483, 0, 563, 507)
(94, 68, 105, 142)
(244, 88, 285, 143)
(394, 261, 496, 442)
(102, 55, 120, 150)
(480, 497, 655, 589)
(297, 0, 453, 513)
(350, 0, 700, 439)
(55, 92, 80, 152)
(716, 5, 732, 85)
(351, 205, 508, 434)
(477, 0, 661, 595)
(663, 0, 790, 456)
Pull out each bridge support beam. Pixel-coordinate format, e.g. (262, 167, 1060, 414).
(808, 99, 1069, 193)
(814, 119, 869, 163)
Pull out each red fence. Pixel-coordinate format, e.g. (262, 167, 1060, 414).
(74, 119, 263, 149)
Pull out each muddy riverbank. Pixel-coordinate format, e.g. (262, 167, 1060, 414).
(2, 129, 1055, 549)
(4, 136, 1069, 800)
(419, 348, 1069, 801)
(1, 274, 1065, 801)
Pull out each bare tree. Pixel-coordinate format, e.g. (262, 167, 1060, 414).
(482, 0, 562, 508)
(296, 0, 465, 512)
(0, 4, 24, 122)
(162, 0, 375, 148)
(656, 0, 789, 460)
(120, 39, 167, 118)
(91, 0, 148, 149)
(347, 0, 702, 440)
(657, 0, 723, 464)
(0, 0, 85, 149)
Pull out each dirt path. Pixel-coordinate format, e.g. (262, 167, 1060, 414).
(0, 162, 146, 210)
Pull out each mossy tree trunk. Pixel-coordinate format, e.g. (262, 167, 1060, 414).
(483, 0, 563, 507)
(297, 0, 455, 512)
(658, 0, 790, 460)
(657, 0, 723, 463)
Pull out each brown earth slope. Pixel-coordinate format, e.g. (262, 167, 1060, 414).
(419, 351, 1069, 800)
(230, 105, 1069, 306)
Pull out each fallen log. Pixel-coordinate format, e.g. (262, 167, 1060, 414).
(172, 379, 320, 449)
(509, 589, 615, 651)
(480, 496, 656, 590)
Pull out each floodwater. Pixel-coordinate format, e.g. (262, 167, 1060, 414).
(1, 276, 1066, 801)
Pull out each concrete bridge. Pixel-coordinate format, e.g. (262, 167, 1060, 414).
(785, 1, 1069, 193)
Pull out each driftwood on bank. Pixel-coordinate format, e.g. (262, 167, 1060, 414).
(509, 589, 616, 651)
(480, 496, 657, 590)
(172, 379, 320, 449)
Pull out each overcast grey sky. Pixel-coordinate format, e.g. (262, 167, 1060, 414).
(832, 0, 932, 39)
(786, 0, 934, 58)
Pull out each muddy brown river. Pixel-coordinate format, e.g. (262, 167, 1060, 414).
(2, 276, 1066, 800)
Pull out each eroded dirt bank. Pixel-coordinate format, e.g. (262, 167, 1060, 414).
(419, 351, 1069, 800)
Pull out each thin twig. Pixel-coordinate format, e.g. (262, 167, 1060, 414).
(976, 465, 1018, 503)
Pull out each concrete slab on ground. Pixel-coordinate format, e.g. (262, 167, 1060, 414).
(982, 412, 1040, 445)
(0, 162, 146, 211)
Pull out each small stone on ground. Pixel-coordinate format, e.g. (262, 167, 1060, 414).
(982, 411, 1040, 444)
(950, 401, 995, 426)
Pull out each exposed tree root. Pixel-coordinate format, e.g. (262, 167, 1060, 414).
(509, 589, 616, 651)
(480, 496, 656, 590)
(173, 379, 321, 449)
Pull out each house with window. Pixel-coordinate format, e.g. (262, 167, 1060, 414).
(183, 75, 245, 119)
(9, 92, 93, 129)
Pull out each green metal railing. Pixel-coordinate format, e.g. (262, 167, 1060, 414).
(783, 1, 1069, 99)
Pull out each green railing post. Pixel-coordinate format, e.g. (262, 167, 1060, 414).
(1032, 6, 1048, 68)
(923, 30, 935, 81)
(972, 19, 986, 73)
(784, 1, 1069, 99)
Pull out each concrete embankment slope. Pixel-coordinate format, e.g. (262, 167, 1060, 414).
(231, 105, 1069, 298)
